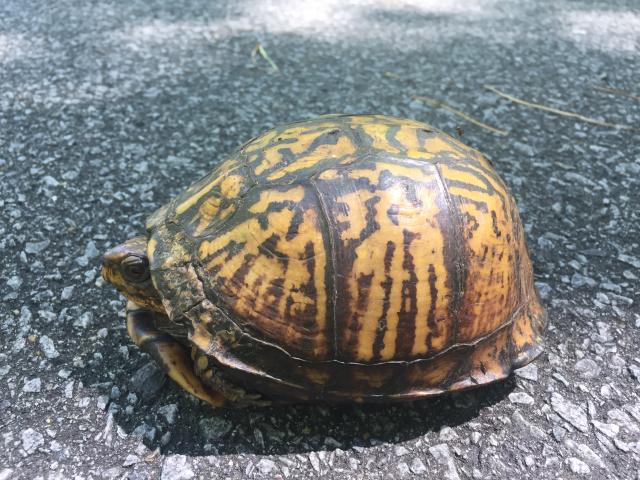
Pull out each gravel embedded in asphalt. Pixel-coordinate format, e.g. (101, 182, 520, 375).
(1, 0, 639, 478)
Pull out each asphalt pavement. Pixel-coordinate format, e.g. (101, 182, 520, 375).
(1, 0, 639, 478)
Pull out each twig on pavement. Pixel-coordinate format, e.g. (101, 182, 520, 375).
(484, 85, 637, 131)
(251, 43, 279, 72)
(412, 95, 508, 136)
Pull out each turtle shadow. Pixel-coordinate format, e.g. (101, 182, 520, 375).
(106, 360, 516, 456)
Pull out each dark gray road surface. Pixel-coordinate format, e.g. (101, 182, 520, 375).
(1, 0, 639, 478)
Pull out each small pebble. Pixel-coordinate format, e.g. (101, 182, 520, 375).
(97, 395, 110, 411)
(123, 454, 141, 467)
(566, 457, 590, 475)
(158, 404, 178, 424)
(198, 417, 232, 442)
(409, 457, 427, 474)
(509, 392, 534, 405)
(429, 443, 460, 480)
(394, 445, 409, 456)
(550, 393, 589, 432)
(574, 358, 601, 378)
(438, 426, 458, 441)
(39, 335, 59, 359)
(23, 378, 42, 393)
(514, 364, 538, 382)
(61, 286, 74, 300)
(25, 240, 50, 255)
(21, 428, 44, 455)
(256, 459, 277, 475)
(161, 455, 194, 480)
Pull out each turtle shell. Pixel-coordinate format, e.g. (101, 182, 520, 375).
(146, 114, 547, 402)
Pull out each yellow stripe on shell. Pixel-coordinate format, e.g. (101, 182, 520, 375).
(147, 238, 157, 265)
(241, 129, 278, 154)
(252, 124, 348, 176)
(175, 160, 242, 215)
(266, 135, 357, 181)
(423, 137, 465, 157)
(359, 123, 401, 154)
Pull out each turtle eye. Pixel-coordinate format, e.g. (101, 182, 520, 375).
(121, 255, 150, 282)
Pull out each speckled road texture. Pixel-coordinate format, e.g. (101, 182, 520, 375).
(1, 1, 639, 479)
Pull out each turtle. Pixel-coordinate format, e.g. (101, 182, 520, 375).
(101, 114, 547, 406)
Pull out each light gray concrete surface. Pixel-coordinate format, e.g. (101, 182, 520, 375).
(1, 0, 639, 478)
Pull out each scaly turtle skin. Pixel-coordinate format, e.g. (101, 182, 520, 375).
(102, 114, 547, 405)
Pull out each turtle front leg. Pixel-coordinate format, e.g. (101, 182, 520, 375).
(125, 301, 226, 407)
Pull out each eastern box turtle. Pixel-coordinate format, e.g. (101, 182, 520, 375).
(102, 114, 547, 406)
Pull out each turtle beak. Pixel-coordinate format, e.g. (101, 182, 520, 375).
(102, 247, 118, 266)
(101, 249, 117, 284)
(101, 236, 148, 285)
(101, 244, 128, 285)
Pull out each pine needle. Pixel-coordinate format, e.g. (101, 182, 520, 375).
(593, 85, 640, 103)
(251, 43, 279, 72)
(484, 85, 637, 131)
(412, 95, 508, 136)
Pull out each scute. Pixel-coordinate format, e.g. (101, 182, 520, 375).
(146, 114, 547, 402)
(156, 158, 253, 239)
(313, 159, 456, 362)
(195, 184, 331, 360)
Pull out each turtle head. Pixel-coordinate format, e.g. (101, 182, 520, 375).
(101, 236, 164, 313)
